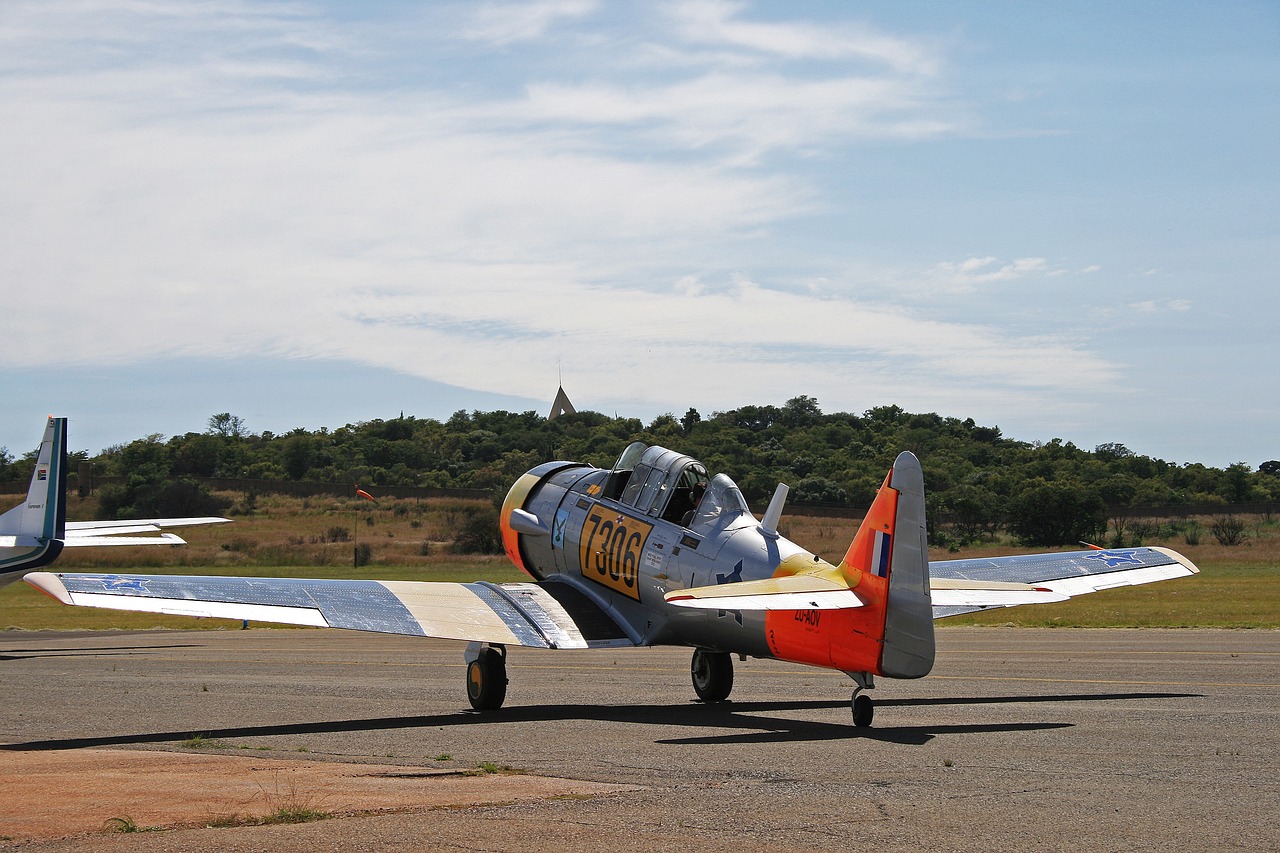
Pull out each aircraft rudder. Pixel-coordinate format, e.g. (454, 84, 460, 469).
(880, 451, 934, 678)
(0, 417, 67, 542)
(0, 418, 67, 580)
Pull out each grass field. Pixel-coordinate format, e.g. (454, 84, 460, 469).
(2, 492, 1276, 631)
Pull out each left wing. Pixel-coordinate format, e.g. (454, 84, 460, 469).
(928, 546, 1199, 618)
(63, 517, 230, 547)
(24, 571, 631, 649)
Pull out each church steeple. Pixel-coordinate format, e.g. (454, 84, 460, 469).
(548, 385, 576, 420)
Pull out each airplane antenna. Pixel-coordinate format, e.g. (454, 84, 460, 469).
(759, 483, 789, 539)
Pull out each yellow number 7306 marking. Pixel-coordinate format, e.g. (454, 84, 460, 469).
(578, 506, 652, 601)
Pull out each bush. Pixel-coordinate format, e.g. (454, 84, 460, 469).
(1183, 521, 1202, 546)
(1211, 516, 1247, 546)
(450, 506, 503, 555)
(98, 476, 230, 520)
(1007, 480, 1107, 546)
(354, 542, 374, 566)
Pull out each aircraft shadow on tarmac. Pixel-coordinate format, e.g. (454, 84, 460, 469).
(2, 691, 1201, 751)
(0, 644, 202, 662)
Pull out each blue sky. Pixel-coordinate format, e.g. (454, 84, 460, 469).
(2, 1, 1276, 468)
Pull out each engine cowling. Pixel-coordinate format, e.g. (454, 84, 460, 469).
(499, 461, 593, 580)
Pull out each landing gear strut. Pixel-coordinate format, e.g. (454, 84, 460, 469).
(691, 648, 734, 702)
(850, 671, 875, 727)
(465, 643, 507, 711)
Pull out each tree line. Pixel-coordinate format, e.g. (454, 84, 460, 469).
(2, 397, 1275, 547)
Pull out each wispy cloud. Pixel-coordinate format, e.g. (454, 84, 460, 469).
(667, 0, 941, 74)
(922, 256, 1064, 292)
(0, 1, 1120, 424)
(1129, 298, 1191, 314)
(463, 0, 598, 46)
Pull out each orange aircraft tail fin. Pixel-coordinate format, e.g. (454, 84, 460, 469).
(836, 451, 934, 678)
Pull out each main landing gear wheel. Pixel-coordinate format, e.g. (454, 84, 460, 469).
(466, 646, 507, 711)
(691, 649, 733, 703)
(851, 691, 874, 727)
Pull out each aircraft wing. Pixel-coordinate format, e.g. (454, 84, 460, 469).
(928, 546, 1200, 618)
(23, 572, 633, 650)
(62, 517, 230, 547)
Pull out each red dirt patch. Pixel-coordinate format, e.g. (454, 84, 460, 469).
(0, 748, 638, 843)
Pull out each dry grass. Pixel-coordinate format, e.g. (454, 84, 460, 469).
(2, 493, 1275, 630)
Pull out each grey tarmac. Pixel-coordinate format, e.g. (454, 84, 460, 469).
(1, 627, 1276, 852)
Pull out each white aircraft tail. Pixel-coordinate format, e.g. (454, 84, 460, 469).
(0, 416, 67, 575)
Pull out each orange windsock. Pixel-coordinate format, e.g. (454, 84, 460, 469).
(355, 486, 377, 503)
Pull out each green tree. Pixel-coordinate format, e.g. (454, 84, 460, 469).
(680, 408, 702, 434)
(207, 413, 247, 439)
(1223, 462, 1254, 503)
(171, 434, 224, 478)
(781, 395, 822, 427)
(940, 483, 1002, 544)
(1008, 479, 1107, 546)
(281, 433, 317, 480)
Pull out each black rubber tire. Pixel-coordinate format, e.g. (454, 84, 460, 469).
(466, 647, 508, 711)
(852, 692, 874, 727)
(691, 649, 734, 703)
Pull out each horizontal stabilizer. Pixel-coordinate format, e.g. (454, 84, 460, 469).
(665, 574, 864, 611)
(61, 533, 187, 547)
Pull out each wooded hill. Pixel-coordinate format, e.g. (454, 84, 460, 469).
(2, 398, 1276, 547)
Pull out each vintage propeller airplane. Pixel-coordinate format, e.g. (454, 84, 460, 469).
(24, 431, 1199, 727)
(1, 417, 228, 588)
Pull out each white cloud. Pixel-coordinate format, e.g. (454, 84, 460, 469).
(0, 1, 1121, 425)
(667, 0, 940, 74)
(518, 71, 954, 164)
(463, 0, 598, 45)
(1128, 298, 1192, 314)
(923, 256, 1058, 292)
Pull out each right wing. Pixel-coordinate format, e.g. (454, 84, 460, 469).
(24, 571, 633, 649)
(928, 546, 1200, 618)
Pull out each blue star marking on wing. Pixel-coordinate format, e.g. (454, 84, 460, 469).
(1082, 549, 1144, 569)
(84, 574, 151, 592)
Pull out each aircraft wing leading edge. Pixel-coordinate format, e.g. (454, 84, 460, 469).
(928, 546, 1199, 618)
(24, 572, 633, 650)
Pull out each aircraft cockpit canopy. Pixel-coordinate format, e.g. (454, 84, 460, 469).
(603, 441, 748, 531)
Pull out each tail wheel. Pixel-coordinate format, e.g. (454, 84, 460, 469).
(852, 692, 874, 727)
(466, 647, 508, 711)
(691, 649, 734, 703)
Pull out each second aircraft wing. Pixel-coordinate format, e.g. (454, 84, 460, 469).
(63, 517, 230, 547)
